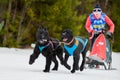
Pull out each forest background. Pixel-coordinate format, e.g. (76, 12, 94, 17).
(0, 0, 120, 52)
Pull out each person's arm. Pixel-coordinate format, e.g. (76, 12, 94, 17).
(85, 16, 92, 33)
(105, 15, 115, 33)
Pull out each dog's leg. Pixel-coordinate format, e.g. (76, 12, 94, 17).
(29, 44, 40, 64)
(56, 47, 64, 65)
(80, 43, 88, 71)
(80, 52, 86, 71)
(29, 54, 37, 64)
(71, 54, 80, 73)
(43, 55, 52, 72)
(52, 56, 58, 71)
(63, 54, 71, 70)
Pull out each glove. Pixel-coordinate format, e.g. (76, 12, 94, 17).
(89, 31, 94, 39)
(106, 31, 113, 39)
(89, 32, 92, 37)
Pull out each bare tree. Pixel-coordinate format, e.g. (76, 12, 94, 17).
(16, 4, 26, 45)
(3, 0, 12, 46)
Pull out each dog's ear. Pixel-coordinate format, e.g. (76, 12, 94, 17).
(63, 30, 66, 33)
(38, 25, 42, 31)
(38, 27, 41, 32)
(43, 27, 49, 35)
(63, 29, 72, 35)
(65, 29, 72, 34)
(68, 30, 72, 34)
(44, 27, 47, 31)
(39, 24, 45, 29)
(39, 25, 42, 28)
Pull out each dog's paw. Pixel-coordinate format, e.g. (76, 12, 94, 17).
(61, 61, 64, 65)
(67, 66, 71, 70)
(71, 69, 75, 73)
(29, 58, 35, 65)
(52, 67, 58, 71)
(80, 66, 84, 71)
(29, 55, 35, 65)
(64, 64, 71, 70)
(76, 66, 79, 70)
(43, 69, 50, 72)
(29, 60, 34, 65)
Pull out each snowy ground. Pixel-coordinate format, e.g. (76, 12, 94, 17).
(0, 47, 120, 80)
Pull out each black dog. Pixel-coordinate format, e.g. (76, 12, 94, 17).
(29, 27, 64, 72)
(61, 29, 88, 73)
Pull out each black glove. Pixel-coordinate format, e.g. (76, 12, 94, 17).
(89, 32, 92, 37)
(106, 31, 113, 39)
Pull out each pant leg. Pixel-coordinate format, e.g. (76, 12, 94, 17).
(90, 34, 100, 51)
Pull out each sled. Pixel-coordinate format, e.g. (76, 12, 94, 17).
(86, 33, 113, 70)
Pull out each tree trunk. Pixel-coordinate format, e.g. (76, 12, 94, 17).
(17, 5, 26, 45)
(3, 0, 12, 46)
(105, 0, 108, 9)
(12, 0, 17, 23)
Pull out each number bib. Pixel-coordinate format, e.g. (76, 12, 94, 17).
(90, 13, 106, 31)
(93, 24, 105, 30)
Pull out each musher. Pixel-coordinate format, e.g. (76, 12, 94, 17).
(85, 4, 115, 68)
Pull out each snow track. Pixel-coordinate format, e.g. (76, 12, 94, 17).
(0, 47, 120, 80)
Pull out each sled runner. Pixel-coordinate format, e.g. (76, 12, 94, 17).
(86, 32, 113, 70)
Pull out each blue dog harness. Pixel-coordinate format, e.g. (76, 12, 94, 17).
(38, 46, 46, 52)
(38, 41, 53, 52)
(64, 37, 88, 56)
(38, 41, 60, 52)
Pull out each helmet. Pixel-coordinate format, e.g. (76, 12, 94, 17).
(94, 4, 101, 9)
(93, 4, 102, 13)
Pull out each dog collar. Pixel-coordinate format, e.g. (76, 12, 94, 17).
(64, 37, 75, 45)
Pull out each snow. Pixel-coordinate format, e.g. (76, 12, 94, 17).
(0, 47, 120, 80)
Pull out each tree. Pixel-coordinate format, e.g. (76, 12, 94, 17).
(0, 0, 120, 52)
(110, 0, 120, 52)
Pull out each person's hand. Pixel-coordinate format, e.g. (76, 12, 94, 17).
(106, 31, 113, 39)
(89, 31, 94, 40)
(89, 32, 92, 37)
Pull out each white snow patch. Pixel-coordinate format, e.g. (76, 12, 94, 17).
(0, 47, 120, 80)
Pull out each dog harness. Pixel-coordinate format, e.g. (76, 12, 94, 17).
(38, 41, 53, 52)
(38, 41, 60, 52)
(64, 37, 88, 56)
(38, 46, 46, 52)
